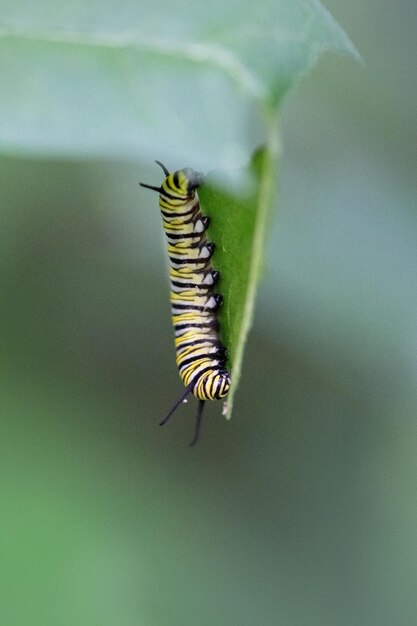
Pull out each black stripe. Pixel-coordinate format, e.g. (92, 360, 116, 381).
(169, 256, 208, 266)
(171, 280, 208, 289)
(209, 375, 218, 398)
(159, 189, 186, 201)
(178, 351, 218, 369)
(188, 365, 220, 386)
(161, 206, 196, 219)
(177, 338, 219, 350)
(175, 321, 219, 330)
(188, 240, 208, 249)
(167, 231, 203, 240)
(172, 303, 215, 312)
(163, 215, 197, 228)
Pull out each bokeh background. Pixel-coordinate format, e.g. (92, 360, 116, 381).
(1, 1, 417, 624)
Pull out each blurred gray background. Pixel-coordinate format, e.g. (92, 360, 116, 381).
(1, 1, 416, 624)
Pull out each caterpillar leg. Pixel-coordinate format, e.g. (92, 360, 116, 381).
(160, 383, 194, 426)
(190, 400, 205, 447)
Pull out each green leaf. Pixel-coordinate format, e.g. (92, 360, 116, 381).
(0, 0, 356, 169)
(0, 0, 356, 418)
(200, 142, 278, 419)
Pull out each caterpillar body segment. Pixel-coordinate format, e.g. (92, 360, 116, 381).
(140, 162, 231, 443)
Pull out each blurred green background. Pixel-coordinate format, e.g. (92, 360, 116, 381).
(1, 1, 417, 624)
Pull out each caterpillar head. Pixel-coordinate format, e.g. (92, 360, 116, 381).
(180, 167, 204, 194)
(140, 161, 204, 199)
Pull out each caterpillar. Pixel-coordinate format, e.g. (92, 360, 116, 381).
(140, 161, 231, 445)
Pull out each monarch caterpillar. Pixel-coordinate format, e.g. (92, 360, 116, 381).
(140, 161, 231, 445)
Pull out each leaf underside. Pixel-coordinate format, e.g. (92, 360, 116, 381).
(0, 0, 356, 419)
(200, 147, 277, 419)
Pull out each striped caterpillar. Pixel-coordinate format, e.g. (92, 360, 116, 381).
(141, 161, 231, 444)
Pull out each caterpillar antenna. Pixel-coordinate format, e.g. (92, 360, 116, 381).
(190, 400, 205, 447)
(155, 160, 170, 176)
(160, 383, 194, 426)
(140, 182, 162, 193)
